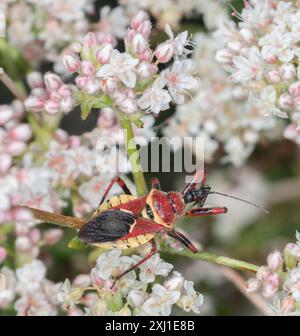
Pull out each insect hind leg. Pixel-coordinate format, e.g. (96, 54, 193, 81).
(97, 176, 132, 208)
(112, 239, 157, 288)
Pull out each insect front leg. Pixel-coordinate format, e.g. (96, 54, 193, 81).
(185, 207, 228, 217)
(167, 229, 198, 253)
(151, 177, 161, 190)
(182, 169, 207, 195)
(97, 176, 132, 208)
(112, 239, 157, 288)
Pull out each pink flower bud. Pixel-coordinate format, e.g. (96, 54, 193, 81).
(9, 124, 32, 142)
(0, 154, 12, 174)
(132, 33, 148, 54)
(24, 97, 45, 112)
(96, 44, 113, 64)
(6, 141, 26, 156)
(289, 81, 300, 97)
(27, 72, 44, 88)
(245, 278, 261, 292)
(83, 32, 97, 48)
(44, 100, 60, 114)
(267, 251, 283, 272)
(263, 273, 280, 298)
(75, 76, 89, 90)
(0, 247, 7, 263)
(279, 93, 293, 110)
(279, 63, 296, 81)
(155, 42, 174, 63)
(81, 61, 95, 76)
(137, 20, 152, 38)
(131, 11, 148, 30)
(0, 105, 13, 125)
(216, 48, 233, 64)
(59, 97, 74, 114)
(44, 73, 63, 91)
(266, 70, 281, 84)
(58, 84, 73, 98)
(63, 53, 81, 73)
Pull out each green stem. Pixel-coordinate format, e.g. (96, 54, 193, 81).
(118, 112, 148, 196)
(163, 244, 259, 273)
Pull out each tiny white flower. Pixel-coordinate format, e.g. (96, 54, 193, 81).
(137, 254, 173, 283)
(142, 284, 180, 316)
(163, 59, 198, 104)
(97, 50, 139, 88)
(231, 47, 264, 83)
(138, 77, 171, 114)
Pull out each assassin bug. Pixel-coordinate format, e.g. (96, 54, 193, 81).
(24, 169, 268, 284)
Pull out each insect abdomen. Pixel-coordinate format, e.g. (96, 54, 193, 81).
(94, 233, 154, 249)
(93, 195, 137, 216)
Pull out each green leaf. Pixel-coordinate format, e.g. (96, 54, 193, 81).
(68, 236, 87, 250)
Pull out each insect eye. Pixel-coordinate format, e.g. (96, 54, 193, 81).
(145, 204, 154, 220)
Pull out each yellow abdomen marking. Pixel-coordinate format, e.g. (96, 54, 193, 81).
(92, 195, 137, 217)
(94, 233, 154, 250)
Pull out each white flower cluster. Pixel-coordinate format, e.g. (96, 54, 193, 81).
(57, 248, 203, 316)
(119, 0, 229, 30)
(215, 0, 300, 144)
(164, 33, 280, 166)
(246, 231, 300, 315)
(62, 11, 197, 117)
(4, 0, 94, 63)
(0, 260, 63, 315)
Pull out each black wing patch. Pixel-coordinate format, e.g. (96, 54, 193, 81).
(78, 209, 136, 244)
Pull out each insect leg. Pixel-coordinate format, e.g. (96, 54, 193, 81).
(112, 239, 157, 287)
(185, 207, 228, 217)
(182, 169, 207, 195)
(151, 177, 161, 190)
(168, 229, 198, 253)
(98, 176, 132, 207)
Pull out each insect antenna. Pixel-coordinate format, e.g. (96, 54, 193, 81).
(209, 191, 269, 214)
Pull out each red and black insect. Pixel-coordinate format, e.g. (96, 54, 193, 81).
(24, 169, 268, 283)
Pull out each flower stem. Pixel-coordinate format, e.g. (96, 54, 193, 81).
(0, 67, 27, 101)
(163, 244, 259, 273)
(118, 112, 148, 196)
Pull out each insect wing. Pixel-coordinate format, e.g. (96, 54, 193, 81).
(78, 209, 136, 244)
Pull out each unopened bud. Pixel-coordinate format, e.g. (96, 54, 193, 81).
(9, 124, 32, 142)
(132, 33, 148, 54)
(63, 53, 81, 73)
(131, 11, 148, 30)
(155, 42, 174, 63)
(44, 73, 63, 91)
(267, 251, 283, 272)
(27, 72, 44, 88)
(127, 290, 146, 308)
(284, 243, 300, 269)
(266, 70, 281, 83)
(96, 44, 112, 64)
